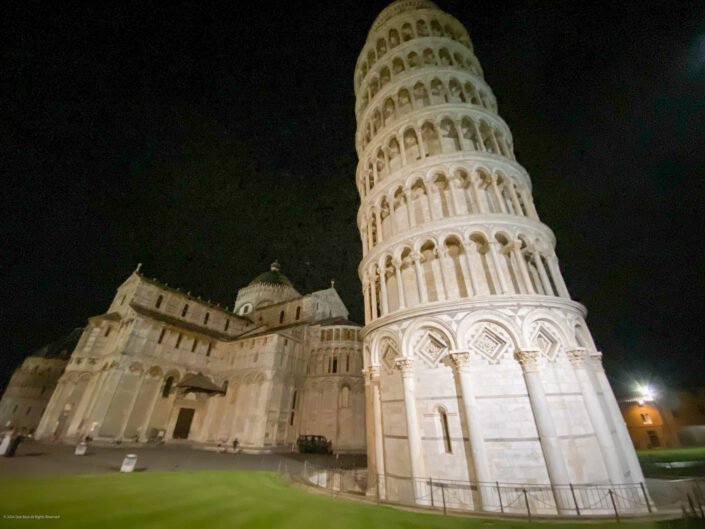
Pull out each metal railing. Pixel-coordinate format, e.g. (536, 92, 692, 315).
(278, 461, 705, 521)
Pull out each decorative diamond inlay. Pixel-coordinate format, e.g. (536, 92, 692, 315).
(380, 339, 399, 375)
(470, 328, 508, 364)
(532, 326, 559, 361)
(414, 331, 448, 367)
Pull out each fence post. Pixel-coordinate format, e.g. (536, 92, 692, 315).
(429, 477, 435, 507)
(639, 482, 652, 514)
(440, 483, 447, 516)
(608, 489, 620, 523)
(496, 481, 504, 513)
(687, 493, 697, 518)
(523, 489, 531, 522)
(569, 483, 580, 516)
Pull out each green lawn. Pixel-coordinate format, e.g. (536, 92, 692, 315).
(638, 447, 705, 478)
(0, 471, 685, 529)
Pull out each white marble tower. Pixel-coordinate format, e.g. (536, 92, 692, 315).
(356, 0, 645, 512)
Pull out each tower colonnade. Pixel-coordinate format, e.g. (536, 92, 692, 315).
(355, 1, 646, 515)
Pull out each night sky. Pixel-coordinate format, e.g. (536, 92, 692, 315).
(2, 1, 704, 395)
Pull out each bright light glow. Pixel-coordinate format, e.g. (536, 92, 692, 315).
(637, 384, 656, 402)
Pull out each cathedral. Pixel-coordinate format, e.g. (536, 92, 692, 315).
(31, 262, 365, 452)
(356, 0, 646, 513)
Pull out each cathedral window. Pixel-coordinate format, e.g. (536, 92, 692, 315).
(295, 306, 301, 320)
(289, 390, 298, 425)
(206, 343, 213, 357)
(175, 334, 183, 348)
(191, 339, 198, 353)
(339, 386, 350, 408)
(120, 295, 126, 305)
(104, 326, 111, 337)
(182, 304, 189, 317)
(328, 356, 338, 373)
(346, 354, 350, 372)
(439, 409, 452, 453)
(162, 376, 174, 398)
(279, 311, 285, 324)
(225, 319, 230, 331)
(335, 329, 340, 340)
(204, 312, 210, 325)
(158, 328, 166, 344)
(156, 295, 163, 309)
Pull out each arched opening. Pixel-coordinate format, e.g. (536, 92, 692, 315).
(430, 78, 446, 104)
(403, 128, 421, 162)
(376, 148, 387, 180)
(380, 67, 391, 88)
(416, 20, 429, 37)
(388, 137, 401, 173)
(423, 48, 436, 65)
(408, 51, 420, 69)
(469, 234, 495, 295)
(431, 20, 443, 36)
(439, 48, 452, 66)
(398, 88, 412, 115)
(432, 173, 451, 218)
(413, 82, 430, 107)
(495, 233, 520, 293)
(155, 295, 163, 309)
(421, 122, 441, 156)
(162, 376, 174, 398)
(279, 310, 285, 324)
(420, 240, 442, 302)
(440, 118, 461, 152)
(439, 408, 452, 453)
(401, 23, 414, 41)
(376, 38, 387, 58)
(389, 28, 400, 47)
(444, 236, 469, 298)
(339, 385, 351, 409)
(410, 178, 428, 224)
(181, 304, 189, 317)
(400, 247, 419, 307)
(448, 79, 465, 103)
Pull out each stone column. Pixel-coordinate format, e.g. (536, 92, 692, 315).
(370, 272, 379, 320)
(515, 350, 572, 513)
(567, 349, 623, 484)
(117, 370, 147, 439)
(379, 265, 389, 315)
(449, 352, 494, 510)
(547, 256, 570, 299)
(404, 190, 414, 227)
(488, 241, 511, 294)
(590, 352, 645, 483)
(472, 120, 485, 152)
(534, 254, 554, 296)
(437, 247, 454, 300)
(464, 243, 485, 295)
(393, 259, 407, 309)
(369, 366, 386, 498)
(507, 182, 524, 216)
(360, 227, 369, 254)
(138, 374, 164, 442)
(511, 242, 534, 294)
(411, 252, 429, 303)
(363, 279, 372, 323)
(374, 207, 384, 243)
(366, 213, 374, 249)
(490, 175, 507, 213)
(395, 357, 426, 503)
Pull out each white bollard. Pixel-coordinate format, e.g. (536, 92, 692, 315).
(74, 441, 87, 456)
(120, 454, 138, 472)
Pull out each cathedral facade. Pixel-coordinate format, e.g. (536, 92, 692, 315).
(34, 262, 365, 453)
(356, 0, 645, 512)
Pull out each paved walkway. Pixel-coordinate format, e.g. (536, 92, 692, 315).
(0, 440, 366, 477)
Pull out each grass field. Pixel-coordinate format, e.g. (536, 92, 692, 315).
(0, 471, 686, 529)
(638, 447, 705, 478)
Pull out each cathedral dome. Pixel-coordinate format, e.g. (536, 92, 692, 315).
(248, 260, 293, 287)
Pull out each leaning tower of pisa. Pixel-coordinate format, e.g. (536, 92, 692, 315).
(356, 1, 645, 513)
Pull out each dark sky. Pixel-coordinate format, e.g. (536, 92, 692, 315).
(2, 1, 704, 395)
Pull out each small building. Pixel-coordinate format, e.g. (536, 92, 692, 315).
(619, 387, 705, 449)
(0, 329, 81, 433)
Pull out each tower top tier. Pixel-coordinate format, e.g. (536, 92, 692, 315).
(370, 1, 439, 33)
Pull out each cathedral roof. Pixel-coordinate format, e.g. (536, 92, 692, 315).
(248, 260, 293, 288)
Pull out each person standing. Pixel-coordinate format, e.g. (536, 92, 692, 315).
(5, 428, 24, 457)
